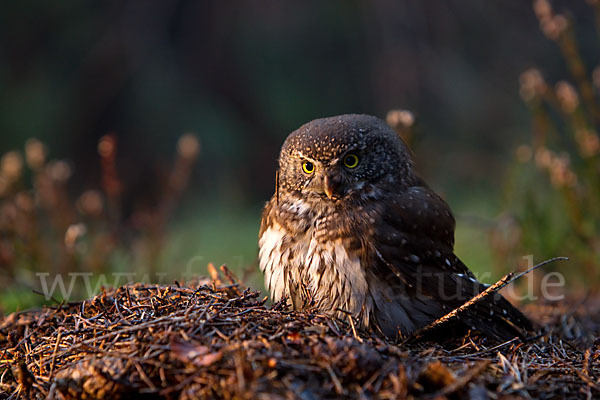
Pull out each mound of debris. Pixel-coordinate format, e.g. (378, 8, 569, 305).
(1, 277, 599, 399)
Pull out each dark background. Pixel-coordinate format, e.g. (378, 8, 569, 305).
(4, 1, 595, 201)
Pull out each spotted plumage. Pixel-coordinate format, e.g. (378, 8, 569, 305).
(259, 114, 532, 340)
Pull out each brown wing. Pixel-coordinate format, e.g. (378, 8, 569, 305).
(259, 198, 274, 239)
(371, 181, 532, 340)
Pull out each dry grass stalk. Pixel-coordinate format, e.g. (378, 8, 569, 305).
(0, 268, 598, 399)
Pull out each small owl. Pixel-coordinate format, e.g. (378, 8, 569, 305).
(259, 114, 531, 340)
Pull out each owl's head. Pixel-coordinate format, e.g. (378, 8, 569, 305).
(277, 114, 414, 201)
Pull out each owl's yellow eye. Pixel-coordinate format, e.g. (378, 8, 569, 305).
(302, 160, 315, 174)
(343, 153, 359, 169)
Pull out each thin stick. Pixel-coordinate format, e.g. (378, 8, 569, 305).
(275, 169, 280, 206)
(444, 337, 519, 360)
(326, 364, 344, 395)
(348, 314, 363, 344)
(437, 359, 491, 396)
(48, 330, 62, 379)
(409, 257, 568, 340)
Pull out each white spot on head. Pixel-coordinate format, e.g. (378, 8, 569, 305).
(354, 181, 365, 190)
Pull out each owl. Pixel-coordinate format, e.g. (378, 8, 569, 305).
(258, 114, 532, 340)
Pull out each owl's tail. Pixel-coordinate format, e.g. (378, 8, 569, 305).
(458, 293, 534, 342)
(408, 277, 535, 343)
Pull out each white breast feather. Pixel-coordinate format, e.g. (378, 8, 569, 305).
(259, 206, 371, 328)
(258, 225, 286, 302)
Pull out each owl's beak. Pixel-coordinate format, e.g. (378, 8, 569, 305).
(323, 174, 340, 199)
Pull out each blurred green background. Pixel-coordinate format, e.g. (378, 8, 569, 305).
(1, 0, 599, 312)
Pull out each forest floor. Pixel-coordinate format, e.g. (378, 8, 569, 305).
(1, 272, 599, 399)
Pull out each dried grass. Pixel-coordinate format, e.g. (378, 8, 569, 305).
(1, 273, 599, 399)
